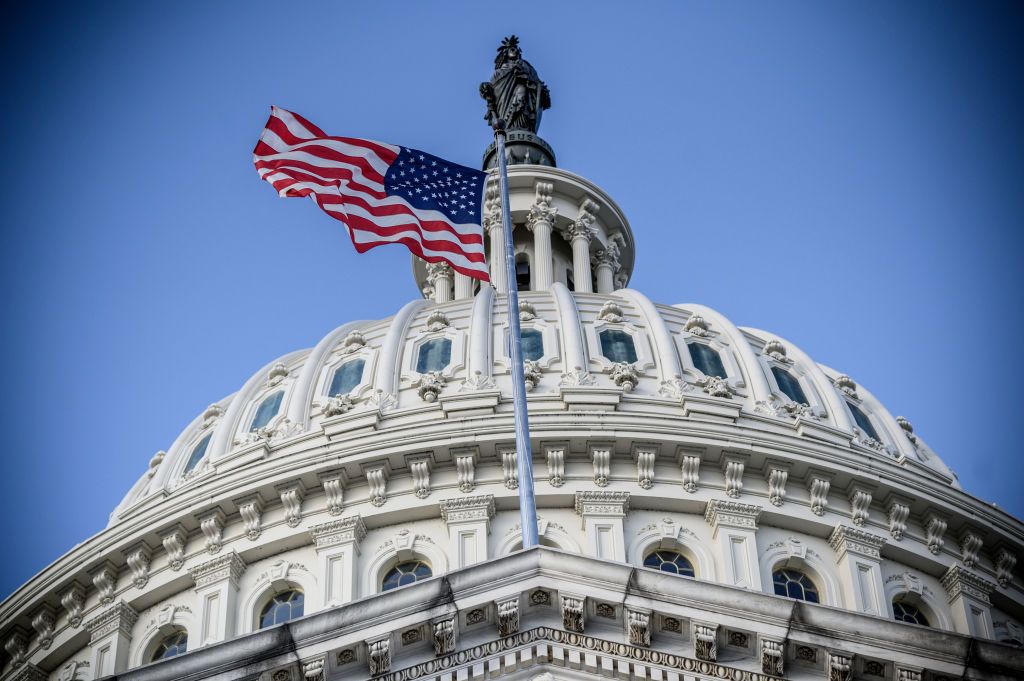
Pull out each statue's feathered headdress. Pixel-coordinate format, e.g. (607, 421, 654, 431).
(495, 35, 520, 67)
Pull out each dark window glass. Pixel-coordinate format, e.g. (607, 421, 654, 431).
(329, 359, 365, 396)
(382, 560, 432, 591)
(259, 590, 304, 629)
(643, 550, 695, 577)
(516, 257, 531, 291)
(182, 434, 212, 475)
(416, 338, 452, 373)
(520, 329, 544, 361)
(893, 601, 930, 627)
(249, 391, 283, 431)
(600, 330, 638, 363)
(151, 630, 188, 661)
(688, 343, 727, 378)
(771, 367, 808, 405)
(566, 269, 575, 292)
(848, 401, 881, 441)
(772, 569, 819, 603)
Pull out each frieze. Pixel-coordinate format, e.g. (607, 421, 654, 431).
(574, 490, 629, 516)
(439, 495, 495, 524)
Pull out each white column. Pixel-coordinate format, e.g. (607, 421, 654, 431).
(941, 566, 996, 638)
(439, 495, 495, 568)
(828, 525, 888, 617)
(527, 182, 557, 290)
(189, 552, 245, 646)
(563, 198, 600, 294)
(426, 262, 453, 303)
(574, 491, 629, 561)
(593, 251, 615, 294)
(704, 500, 763, 590)
(454, 272, 473, 300)
(483, 182, 506, 293)
(309, 516, 367, 608)
(85, 601, 137, 676)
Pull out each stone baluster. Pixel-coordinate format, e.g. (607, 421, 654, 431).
(527, 181, 557, 290)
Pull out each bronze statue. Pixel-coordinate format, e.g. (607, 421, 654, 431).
(480, 36, 551, 133)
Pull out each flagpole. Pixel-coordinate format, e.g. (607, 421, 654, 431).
(494, 125, 540, 549)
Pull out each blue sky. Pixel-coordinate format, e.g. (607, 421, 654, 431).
(1, 2, 1022, 597)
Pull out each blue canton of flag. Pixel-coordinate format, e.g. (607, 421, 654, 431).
(384, 147, 487, 226)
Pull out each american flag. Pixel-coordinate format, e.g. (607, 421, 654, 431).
(254, 106, 490, 281)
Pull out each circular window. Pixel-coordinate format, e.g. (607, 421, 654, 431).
(150, 629, 188, 662)
(643, 550, 695, 577)
(893, 600, 930, 627)
(772, 569, 820, 603)
(382, 560, 432, 591)
(259, 589, 305, 629)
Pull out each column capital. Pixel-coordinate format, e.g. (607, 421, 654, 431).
(574, 490, 629, 516)
(309, 515, 367, 549)
(704, 500, 762, 530)
(941, 565, 996, 605)
(527, 202, 558, 230)
(439, 494, 495, 524)
(85, 601, 138, 645)
(425, 260, 453, 279)
(189, 550, 246, 589)
(828, 524, 886, 562)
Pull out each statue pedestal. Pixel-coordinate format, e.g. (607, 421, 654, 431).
(483, 131, 556, 169)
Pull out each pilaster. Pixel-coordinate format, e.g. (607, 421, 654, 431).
(439, 495, 495, 568)
(704, 500, 762, 589)
(574, 491, 629, 561)
(189, 551, 246, 646)
(309, 515, 367, 608)
(941, 565, 996, 638)
(828, 525, 887, 616)
(85, 600, 137, 676)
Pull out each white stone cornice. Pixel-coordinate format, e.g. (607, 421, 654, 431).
(189, 551, 246, 589)
(828, 524, 887, 562)
(309, 515, 367, 549)
(941, 565, 996, 605)
(439, 495, 495, 524)
(704, 500, 762, 530)
(85, 600, 138, 644)
(574, 490, 629, 517)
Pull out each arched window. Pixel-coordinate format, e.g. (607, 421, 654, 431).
(150, 629, 188, 661)
(520, 329, 544, 362)
(416, 338, 452, 373)
(643, 550, 695, 577)
(182, 433, 212, 476)
(687, 343, 726, 378)
(249, 391, 284, 431)
(771, 367, 808, 405)
(772, 568, 819, 603)
(259, 589, 304, 629)
(599, 329, 638, 363)
(847, 401, 881, 441)
(329, 359, 365, 396)
(893, 600, 930, 627)
(381, 560, 432, 591)
(516, 254, 531, 291)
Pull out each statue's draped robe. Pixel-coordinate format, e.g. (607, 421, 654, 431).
(489, 59, 544, 132)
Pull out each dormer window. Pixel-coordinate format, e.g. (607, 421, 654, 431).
(416, 338, 452, 373)
(687, 342, 726, 378)
(599, 329, 637, 363)
(847, 401, 881, 441)
(182, 433, 212, 476)
(771, 366, 808, 405)
(249, 391, 283, 431)
(329, 359, 365, 396)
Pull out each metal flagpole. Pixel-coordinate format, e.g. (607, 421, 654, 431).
(494, 125, 540, 549)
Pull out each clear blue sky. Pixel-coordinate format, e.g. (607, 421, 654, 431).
(1, 2, 1021, 598)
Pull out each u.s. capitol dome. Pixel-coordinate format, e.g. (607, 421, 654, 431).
(2, 40, 1023, 681)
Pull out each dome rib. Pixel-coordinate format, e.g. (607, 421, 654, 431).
(374, 299, 427, 398)
(466, 285, 495, 382)
(285, 319, 370, 428)
(551, 282, 588, 377)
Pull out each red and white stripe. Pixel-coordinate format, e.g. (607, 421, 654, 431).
(254, 106, 489, 281)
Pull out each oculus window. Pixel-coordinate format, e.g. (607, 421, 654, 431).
(249, 391, 284, 431)
(416, 338, 452, 373)
(182, 433, 212, 476)
(382, 560, 432, 591)
(151, 630, 187, 662)
(599, 329, 638, 364)
(771, 367, 808, 405)
(329, 359, 365, 396)
(687, 342, 727, 378)
(847, 401, 881, 441)
(259, 589, 304, 629)
(643, 550, 695, 577)
(772, 569, 819, 603)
